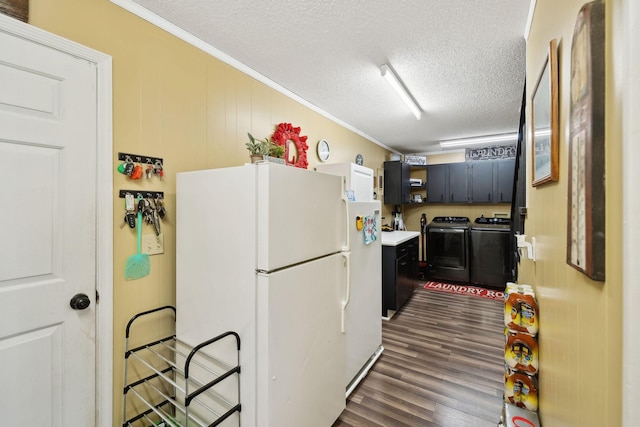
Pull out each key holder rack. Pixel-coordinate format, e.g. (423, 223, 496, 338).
(119, 190, 164, 200)
(117, 152, 164, 179)
(118, 152, 163, 166)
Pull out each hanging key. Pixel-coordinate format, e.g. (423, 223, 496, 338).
(123, 156, 135, 176)
(142, 199, 154, 225)
(136, 197, 146, 229)
(153, 160, 164, 179)
(130, 163, 143, 180)
(155, 196, 166, 219)
(148, 198, 161, 236)
(124, 192, 136, 228)
(153, 209, 161, 236)
(145, 161, 154, 179)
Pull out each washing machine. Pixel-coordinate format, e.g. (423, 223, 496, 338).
(470, 216, 511, 288)
(426, 216, 470, 283)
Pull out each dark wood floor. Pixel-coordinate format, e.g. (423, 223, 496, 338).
(334, 287, 504, 427)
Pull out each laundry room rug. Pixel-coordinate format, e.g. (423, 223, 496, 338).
(422, 281, 505, 301)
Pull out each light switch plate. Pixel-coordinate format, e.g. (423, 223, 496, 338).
(142, 234, 164, 255)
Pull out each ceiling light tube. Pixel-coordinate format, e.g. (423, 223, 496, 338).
(439, 132, 519, 148)
(381, 64, 422, 120)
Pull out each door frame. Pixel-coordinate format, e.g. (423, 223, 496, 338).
(0, 14, 113, 427)
(623, 0, 640, 425)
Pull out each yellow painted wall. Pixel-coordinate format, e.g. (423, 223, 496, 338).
(27, 0, 392, 422)
(428, 150, 466, 164)
(523, 0, 623, 425)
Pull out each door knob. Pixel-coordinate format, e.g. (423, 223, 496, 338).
(70, 293, 91, 310)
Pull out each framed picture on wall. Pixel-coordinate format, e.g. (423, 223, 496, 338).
(0, 0, 28, 22)
(566, 0, 605, 281)
(531, 39, 559, 187)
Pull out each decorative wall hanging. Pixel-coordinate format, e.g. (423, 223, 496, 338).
(566, 0, 605, 281)
(271, 123, 309, 169)
(465, 145, 517, 161)
(531, 39, 559, 186)
(404, 155, 427, 165)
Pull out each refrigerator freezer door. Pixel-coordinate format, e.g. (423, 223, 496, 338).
(344, 201, 383, 389)
(256, 163, 345, 271)
(256, 253, 346, 427)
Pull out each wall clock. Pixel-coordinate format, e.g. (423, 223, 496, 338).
(317, 139, 330, 162)
(355, 154, 363, 166)
(566, 0, 605, 281)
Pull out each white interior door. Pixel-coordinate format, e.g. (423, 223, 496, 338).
(0, 26, 98, 426)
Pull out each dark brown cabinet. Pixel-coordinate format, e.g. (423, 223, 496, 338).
(469, 161, 494, 202)
(494, 159, 515, 203)
(448, 163, 469, 203)
(426, 163, 467, 203)
(382, 236, 419, 317)
(425, 164, 447, 203)
(383, 161, 410, 205)
(425, 159, 515, 204)
(384, 161, 429, 205)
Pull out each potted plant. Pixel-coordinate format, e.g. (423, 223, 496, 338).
(246, 133, 271, 163)
(246, 133, 285, 163)
(269, 142, 285, 159)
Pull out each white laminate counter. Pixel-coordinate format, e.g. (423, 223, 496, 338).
(381, 230, 420, 246)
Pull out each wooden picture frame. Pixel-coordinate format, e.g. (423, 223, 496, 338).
(567, 0, 605, 281)
(531, 39, 559, 186)
(0, 0, 28, 22)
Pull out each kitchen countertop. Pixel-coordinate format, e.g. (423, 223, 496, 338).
(381, 230, 420, 246)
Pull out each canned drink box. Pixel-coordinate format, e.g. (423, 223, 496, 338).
(501, 402, 540, 427)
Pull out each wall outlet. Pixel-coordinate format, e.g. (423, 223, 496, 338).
(142, 233, 164, 255)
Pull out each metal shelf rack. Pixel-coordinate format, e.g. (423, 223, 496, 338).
(122, 306, 241, 427)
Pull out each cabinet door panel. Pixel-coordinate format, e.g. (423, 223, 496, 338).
(400, 162, 411, 203)
(381, 246, 396, 316)
(395, 254, 413, 311)
(448, 163, 469, 203)
(426, 164, 447, 203)
(382, 237, 419, 317)
(470, 161, 494, 202)
(495, 159, 515, 203)
(383, 161, 411, 204)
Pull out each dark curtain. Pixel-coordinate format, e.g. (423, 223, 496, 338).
(509, 82, 527, 281)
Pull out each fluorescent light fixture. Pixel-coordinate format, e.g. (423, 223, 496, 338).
(534, 128, 551, 138)
(380, 64, 422, 120)
(439, 132, 519, 149)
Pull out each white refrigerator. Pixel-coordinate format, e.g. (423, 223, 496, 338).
(343, 200, 384, 396)
(176, 163, 348, 427)
(316, 162, 375, 202)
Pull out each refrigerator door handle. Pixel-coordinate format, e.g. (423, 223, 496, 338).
(341, 251, 351, 333)
(341, 178, 350, 252)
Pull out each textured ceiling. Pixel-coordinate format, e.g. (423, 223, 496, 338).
(129, 0, 529, 154)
